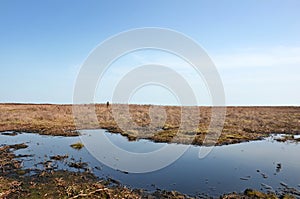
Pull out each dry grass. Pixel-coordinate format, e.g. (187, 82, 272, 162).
(0, 104, 299, 145)
(70, 142, 84, 150)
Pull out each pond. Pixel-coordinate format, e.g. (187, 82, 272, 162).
(1, 129, 300, 197)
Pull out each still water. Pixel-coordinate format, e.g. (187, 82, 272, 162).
(1, 129, 299, 197)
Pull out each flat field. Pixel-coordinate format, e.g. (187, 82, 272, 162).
(0, 104, 299, 145)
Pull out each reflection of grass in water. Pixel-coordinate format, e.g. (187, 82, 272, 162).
(275, 134, 300, 143)
(70, 142, 84, 150)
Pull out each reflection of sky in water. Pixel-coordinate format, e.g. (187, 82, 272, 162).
(81, 130, 167, 153)
(1, 130, 300, 197)
(80, 130, 189, 173)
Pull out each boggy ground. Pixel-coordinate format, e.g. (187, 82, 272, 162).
(0, 144, 191, 199)
(0, 144, 296, 199)
(0, 104, 300, 145)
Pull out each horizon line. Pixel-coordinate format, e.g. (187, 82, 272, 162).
(0, 102, 299, 107)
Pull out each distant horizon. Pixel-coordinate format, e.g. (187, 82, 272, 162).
(1, 102, 299, 107)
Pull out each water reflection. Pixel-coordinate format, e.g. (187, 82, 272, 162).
(1, 129, 299, 197)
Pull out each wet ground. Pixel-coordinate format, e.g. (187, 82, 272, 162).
(1, 130, 300, 198)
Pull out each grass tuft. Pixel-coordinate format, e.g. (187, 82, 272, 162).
(70, 142, 84, 150)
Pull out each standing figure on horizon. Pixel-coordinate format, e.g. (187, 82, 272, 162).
(106, 101, 109, 108)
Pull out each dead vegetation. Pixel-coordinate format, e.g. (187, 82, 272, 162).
(1, 104, 299, 198)
(70, 142, 84, 150)
(0, 104, 299, 146)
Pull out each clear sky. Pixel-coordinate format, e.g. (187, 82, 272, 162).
(0, 0, 299, 105)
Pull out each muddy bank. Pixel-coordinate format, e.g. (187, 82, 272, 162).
(1, 170, 192, 199)
(0, 104, 299, 146)
(0, 143, 191, 199)
(1, 143, 298, 199)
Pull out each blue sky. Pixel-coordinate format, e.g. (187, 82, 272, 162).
(0, 0, 299, 105)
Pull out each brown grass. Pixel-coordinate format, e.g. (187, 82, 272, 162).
(0, 104, 299, 145)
